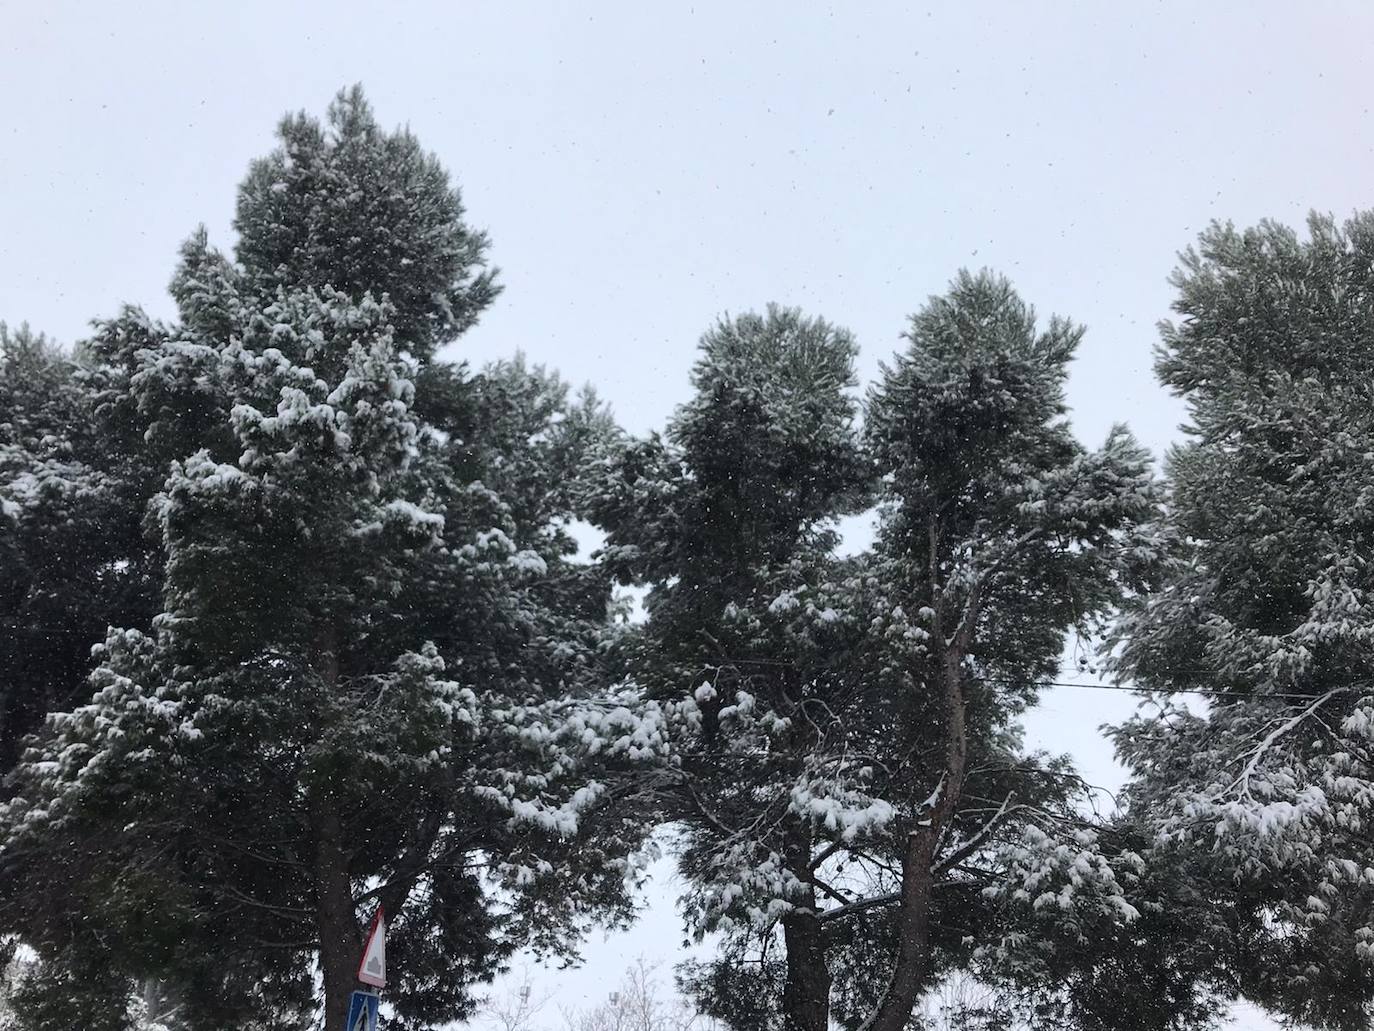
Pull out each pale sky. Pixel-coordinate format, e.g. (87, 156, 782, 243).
(6, 3, 1373, 1028)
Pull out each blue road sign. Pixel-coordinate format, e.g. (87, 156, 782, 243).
(344, 990, 379, 1031)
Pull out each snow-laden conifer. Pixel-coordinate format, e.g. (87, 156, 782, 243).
(585, 288, 1160, 1031)
(0, 90, 640, 1031)
(840, 271, 1159, 1031)
(1110, 214, 1374, 1029)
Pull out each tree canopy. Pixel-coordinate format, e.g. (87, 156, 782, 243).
(1110, 213, 1374, 1031)
(2, 90, 1370, 1031)
(0, 89, 642, 1031)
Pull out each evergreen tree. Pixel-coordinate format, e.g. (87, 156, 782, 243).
(1110, 213, 1374, 1030)
(585, 305, 874, 1031)
(850, 271, 1159, 1031)
(0, 90, 639, 1031)
(586, 288, 1158, 1031)
(234, 84, 500, 360)
(0, 322, 160, 775)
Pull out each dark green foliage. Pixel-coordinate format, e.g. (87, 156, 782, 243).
(588, 304, 871, 613)
(234, 85, 499, 360)
(0, 89, 627, 1031)
(592, 282, 1158, 1031)
(7, 82, 1339, 1031)
(1110, 213, 1374, 1030)
(677, 950, 786, 1031)
(0, 323, 160, 774)
(6, 958, 135, 1031)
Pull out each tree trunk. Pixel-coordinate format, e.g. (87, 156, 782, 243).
(312, 791, 360, 1031)
(782, 907, 832, 1031)
(858, 829, 938, 1031)
(860, 639, 970, 1031)
(779, 708, 831, 1031)
(310, 625, 359, 1031)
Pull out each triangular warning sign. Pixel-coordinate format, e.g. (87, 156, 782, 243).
(356, 907, 386, 988)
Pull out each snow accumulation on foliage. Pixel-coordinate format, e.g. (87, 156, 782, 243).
(3, 91, 1373, 1031)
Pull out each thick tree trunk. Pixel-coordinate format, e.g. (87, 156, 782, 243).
(312, 790, 360, 1031)
(782, 907, 832, 1031)
(858, 829, 938, 1031)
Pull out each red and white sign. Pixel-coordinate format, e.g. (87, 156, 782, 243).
(357, 908, 386, 988)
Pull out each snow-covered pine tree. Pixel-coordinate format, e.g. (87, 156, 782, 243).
(1109, 214, 1374, 1030)
(987, 825, 1238, 1031)
(0, 323, 160, 774)
(584, 305, 874, 1031)
(851, 271, 1160, 1031)
(234, 84, 500, 361)
(586, 290, 1156, 1031)
(0, 90, 643, 1031)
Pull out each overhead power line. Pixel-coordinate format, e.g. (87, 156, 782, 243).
(975, 674, 1369, 704)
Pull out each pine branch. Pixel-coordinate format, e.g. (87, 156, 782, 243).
(932, 791, 1015, 877)
(1226, 687, 1350, 802)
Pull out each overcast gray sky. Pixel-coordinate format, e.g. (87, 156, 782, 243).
(6, 3, 1372, 1027)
